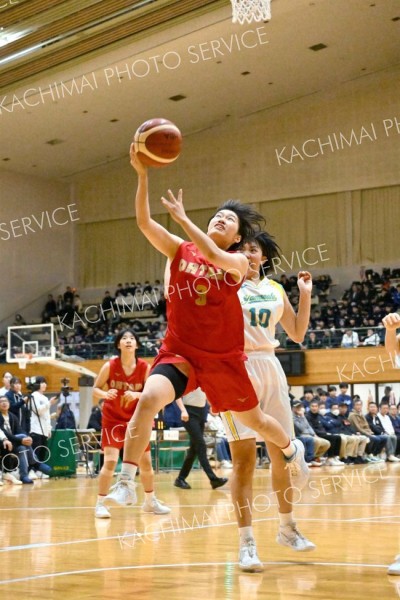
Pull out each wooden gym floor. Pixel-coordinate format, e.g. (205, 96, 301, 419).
(1, 464, 400, 599)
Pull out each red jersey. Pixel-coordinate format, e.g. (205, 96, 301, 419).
(102, 356, 148, 423)
(162, 241, 245, 360)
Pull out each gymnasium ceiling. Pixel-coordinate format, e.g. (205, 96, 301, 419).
(0, 0, 399, 179)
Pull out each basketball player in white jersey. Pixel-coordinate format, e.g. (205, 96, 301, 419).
(221, 231, 315, 572)
(383, 312, 400, 575)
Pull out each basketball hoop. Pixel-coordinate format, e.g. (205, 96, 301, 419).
(14, 353, 33, 369)
(231, 0, 271, 24)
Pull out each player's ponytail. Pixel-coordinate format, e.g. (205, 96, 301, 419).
(248, 231, 281, 277)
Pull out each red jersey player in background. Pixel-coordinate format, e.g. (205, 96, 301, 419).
(93, 329, 170, 518)
(106, 147, 308, 510)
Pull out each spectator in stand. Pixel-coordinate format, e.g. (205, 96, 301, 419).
(381, 385, 395, 407)
(392, 284, 400, 309)
(42, 294, 57, 322)
(292, 401, 329, 466)
(304, 331, 322, 349)
(337, 403, 369, 463)
(326, 386, 338, 410)
(378, 404, 400, 459)
(5, 377, 30, 434)
(279, 275, 292, 293)
(300, 388, 317, 411)
(56, 294, 65, 314)
(389, 405, 400, 454)
(336, 383, 353, 415)
(63, 286, 75, 305)
(55, 403, 76, 430)
(363, 328, 381, 346)
(306, 400, 341, 465)
(323, 402, 359, 463)
(365, 402, 398, 462)
(114, 283, 125, 297)
(73, 295, 83, 314)
(0, 371, 12, 396)
(13, 314, 26, 326)
(0, 396, 51, 483)
(341, 329, 359, 348)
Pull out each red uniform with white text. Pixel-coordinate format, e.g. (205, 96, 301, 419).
(151, 241, 258, 412)
(102, 356, 150, 450)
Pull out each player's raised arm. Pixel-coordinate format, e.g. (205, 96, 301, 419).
(279, 271, 312, 344)
(130, 145, 183, 260)
(382, 313, 400, 356)
(161, 189, 248, 282)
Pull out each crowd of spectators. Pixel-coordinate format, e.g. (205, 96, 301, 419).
(1, 266, 399, 361)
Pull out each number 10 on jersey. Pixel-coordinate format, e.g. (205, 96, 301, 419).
(249, 307, 271, 328)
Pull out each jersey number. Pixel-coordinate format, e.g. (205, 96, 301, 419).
(194, 283, 208, 306)
(249, 307, 271, 328)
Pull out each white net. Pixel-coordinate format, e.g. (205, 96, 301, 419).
(231, 0, 271, 24)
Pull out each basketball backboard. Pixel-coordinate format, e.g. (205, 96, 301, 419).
(7, 323, 56, 364)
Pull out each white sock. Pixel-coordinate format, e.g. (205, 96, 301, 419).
(120, 463, 137, 479)
(145, 491, 155, 502)
(239, 526, 254, 544)
(281, 440, 296, 458)
(278, 512, 294, 528)
(97, 494, 106, 504)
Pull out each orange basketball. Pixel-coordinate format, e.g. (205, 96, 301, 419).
(133, 118, 182, 167)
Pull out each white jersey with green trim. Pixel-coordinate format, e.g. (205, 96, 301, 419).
(238, 276, 285, 352)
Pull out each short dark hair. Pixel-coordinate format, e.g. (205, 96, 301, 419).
(339, 383, 348, 389)
(338, 402, 347, 408)
(328, 385, 337, 392)
(309, 399, 319, 406)
(10, 377, 21, 386)
(35, 376, 47, 385)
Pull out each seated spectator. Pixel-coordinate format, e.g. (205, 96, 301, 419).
(73, 295, 83, 314)
(363, 328, 381, 346)
(326, 386, 338, 410)
(5, 377, 30, 434)
(323, 402, 359, 463)
(299, 388, 317, 411)
(306, 400, 342, 465)
(389, 405, 400, 454)
(341, 329, 359, 348)
(292, 401, 329, 466)
(348, 398, 386, 462)
(0, 396, 51, 483)
(56, 294, 65, 314)
(304, 332, 322, 349)
(13, 314, 26, 326)
(0, 428, 20, 485)
(377, 403, 400, 460)
(336, 383, 353, 415)
(114, 283, 125, 297)
(365, 402, 398, 462)
(338, 403, 369, 463)
(0, 371, 12, 396)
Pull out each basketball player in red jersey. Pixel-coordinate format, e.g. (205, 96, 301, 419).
(94, 329, 170, 518)
(106, 148, 309, 507)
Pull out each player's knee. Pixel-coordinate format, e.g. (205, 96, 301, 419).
(103, 460, 117, 472)
(233, 457, 255, 479)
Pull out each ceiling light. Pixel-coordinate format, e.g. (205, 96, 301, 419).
(309, 43, 327, 51)
(45, 139, 65, 146)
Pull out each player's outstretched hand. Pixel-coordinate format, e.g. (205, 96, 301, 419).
(130, 144, 147, 176)
(297, 271, 312, 293)
(161, 189, 186, 224)
(383, 313, 400, 330)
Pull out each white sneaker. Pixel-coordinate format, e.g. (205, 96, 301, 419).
(142, 497, 171, 515)
(36, 472, 50, 479)
(95, 503, 111, 519)
(388, 555, 400, 575)
(221, 460, 233, 469)
(388, 455, 400, 462)
(284, 439, 310, 490)
(28, 470, 38, 480)
(239, 538, 264, 572)
(325, 458, 337, 466)
(276, 523, 316, 552)
(105, 477, 137, 506)
(3, 473, 22, 485)
(333, 457, 344, 466)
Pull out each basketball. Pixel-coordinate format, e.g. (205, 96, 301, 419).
(133, 118, 182, 167)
